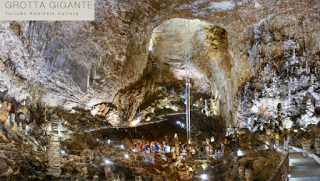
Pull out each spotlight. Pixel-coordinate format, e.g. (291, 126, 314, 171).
(210, 136, 215, 142)
(104, 159, 111, 165)
(200, 174, 208, 180)
(176, 121, 181, 125)
(237, 150, 244, 156)
(288, 174, 291, 178)
(60, 150, 66, 155)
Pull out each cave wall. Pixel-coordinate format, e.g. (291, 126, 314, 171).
(0, 0, 319, 128)
(233, 14, 320, 134)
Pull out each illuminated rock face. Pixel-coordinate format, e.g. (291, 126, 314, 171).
(234, 16, 320, 132)
(0, 0, 319, 128)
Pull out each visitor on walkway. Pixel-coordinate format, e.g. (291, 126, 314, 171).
(182, 147, 187, 160)
(139, 141, 142, 152)
(135, 141, 138, 151)
(146, 143, 150, 153)
(151, 142, 155, 152)
(200, 145, 204, 159)
(188, 145, 192, 159)
(220, 142, 225, 156)
(166, 145, 170, 153)
(142, 143, 146, 152)
(191, 146, 196, 159)
(206, 145, 210, 157)
(156, 143, 161, 151)
(284, 133, 290, 150)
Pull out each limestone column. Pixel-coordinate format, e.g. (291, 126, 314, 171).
(301, 138, 311, 157)
(174, 133, 181, 167)
(245, 168, 252, 181)
(47, 114, 61, 177)
(239, 165, 245, 179)
(234, 156, 238, 168)
(105, 165, 114, 181)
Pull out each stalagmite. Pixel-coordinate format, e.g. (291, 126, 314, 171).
(245, 168, 252, 181)
(233, 156, 238, 168)
(174, 133, 181, 167)
(239, 164, 245, 179)
(302, 138, 312, 157)
(47, 114, 61, 177)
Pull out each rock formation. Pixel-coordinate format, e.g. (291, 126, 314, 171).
(47, 114, 61, 177)
(0, 0, 319, 180)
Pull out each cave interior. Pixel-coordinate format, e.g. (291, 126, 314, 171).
(1, 0, 320, 180)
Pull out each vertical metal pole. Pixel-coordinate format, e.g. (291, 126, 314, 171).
(185, 20, 191, 144)
(187, 21, 191, 144)
(286, 155, 289, 181)
(185, 19, 188, 143)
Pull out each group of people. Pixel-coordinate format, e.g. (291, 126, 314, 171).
(181, 143, 224, 159)
(131, 141, 171, 154)
(130, 139, 225, 160)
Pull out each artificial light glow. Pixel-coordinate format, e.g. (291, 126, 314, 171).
(210, 136, 215, 142)
(202, 163, 208, 171)
(176, 121, 181, 125)
(174, 133, 178, 139)
(120, 145, 125, 149)
(131, 118, 141, 127)
(237, 150, 244, 156)
(96, 139, 99, 141)
(107, 139, 111, 144)
(181, 123, 185, 128)
(60, 150, 66, 155)
(294, 129, 298, 133)
(276, 148, 282, 153)
(265, 141, 269, 146)
(104, 159, 110, 165)
(200, 174, 208, 180)
(124, 154, 129, 159)
(288, 174, 291, 178)
(146, 117, 151, 121)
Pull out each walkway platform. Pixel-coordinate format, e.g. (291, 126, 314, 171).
(289, 150, 320, 181)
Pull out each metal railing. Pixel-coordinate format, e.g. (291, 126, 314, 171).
(267, 152, 289, 181)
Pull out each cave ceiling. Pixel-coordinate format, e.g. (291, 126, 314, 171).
(0, 0, 319, 128)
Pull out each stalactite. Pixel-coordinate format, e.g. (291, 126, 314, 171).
(174, 133, 181, 167)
